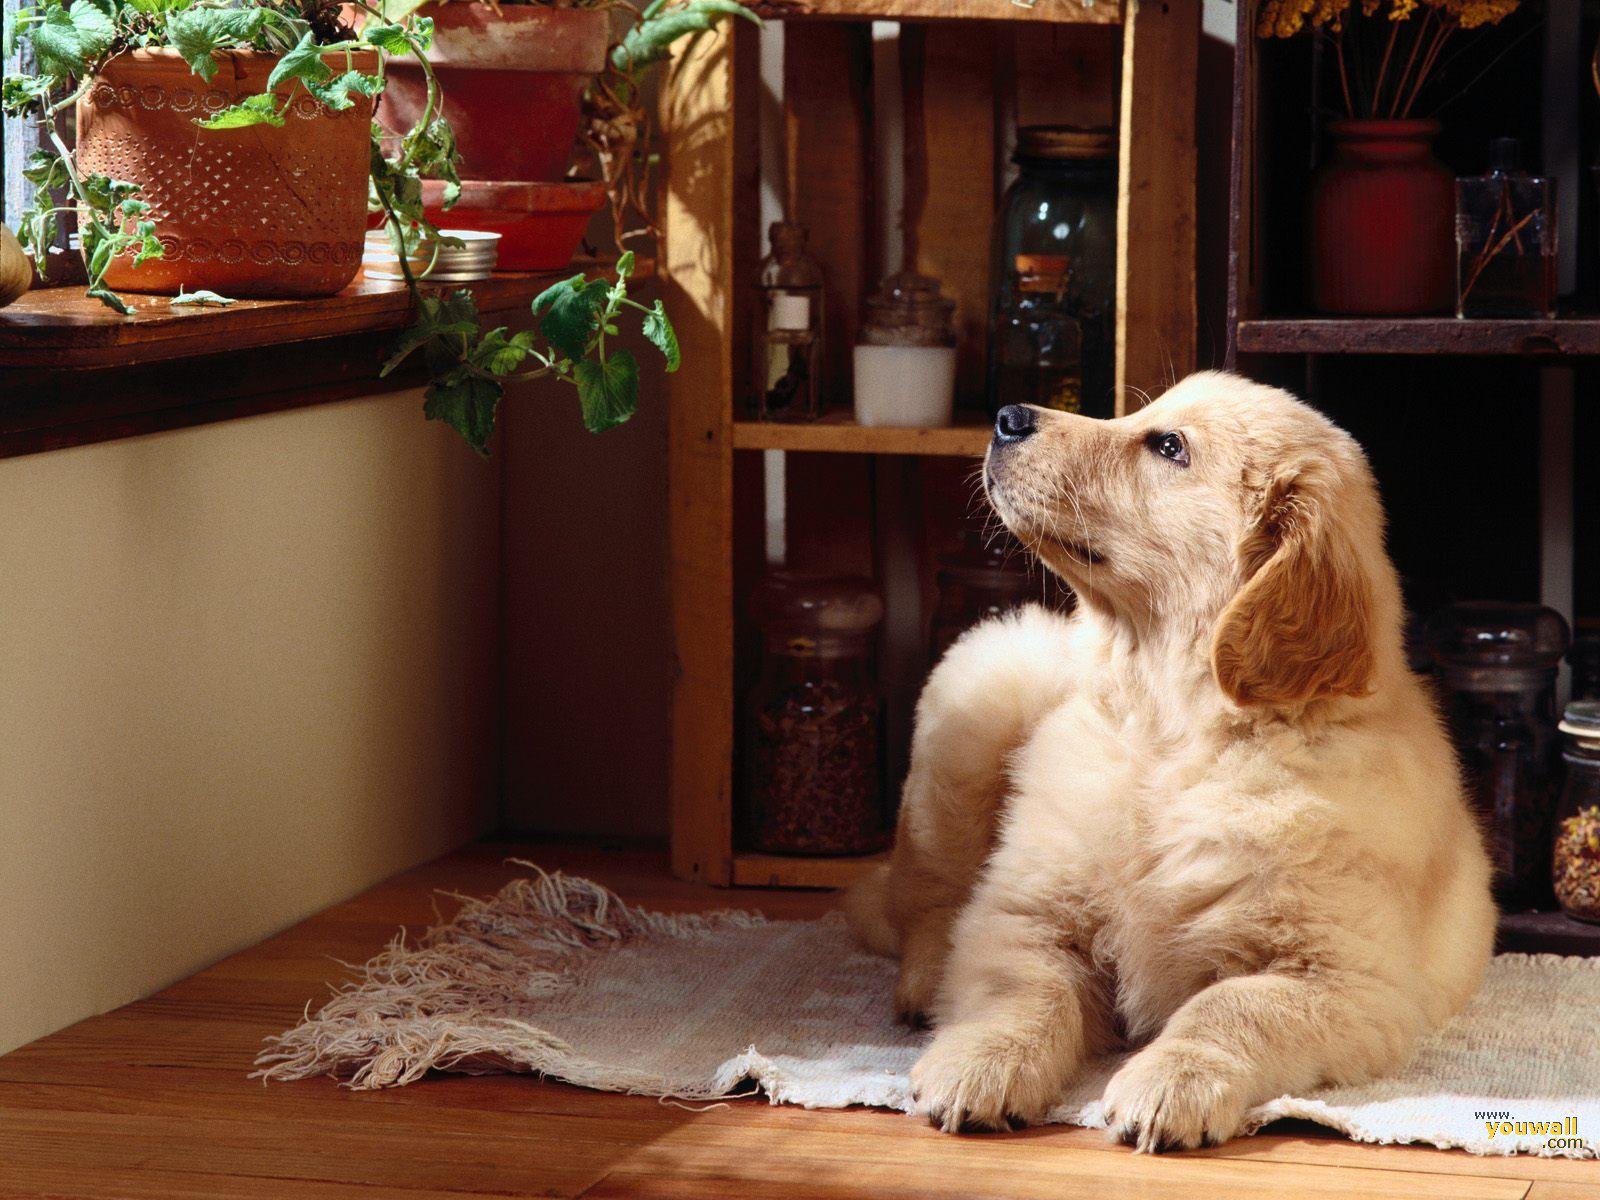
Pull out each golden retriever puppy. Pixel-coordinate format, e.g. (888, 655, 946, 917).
(845, 371, 1494, 1151)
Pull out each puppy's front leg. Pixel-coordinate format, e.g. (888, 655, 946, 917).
(911, 875, 1111, 1132)
(1102, 970, 1414, 1152)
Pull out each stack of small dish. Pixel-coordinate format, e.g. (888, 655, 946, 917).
(362, 229, 502, 283)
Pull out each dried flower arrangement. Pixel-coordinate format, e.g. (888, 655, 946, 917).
(1257, 0, 1521, 118)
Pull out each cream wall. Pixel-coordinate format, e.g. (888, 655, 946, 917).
(0, 389, 501, 1055)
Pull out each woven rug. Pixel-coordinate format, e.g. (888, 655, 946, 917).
(257, 865, 1600, 1159)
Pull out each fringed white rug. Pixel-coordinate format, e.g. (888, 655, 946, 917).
(257, 865, 1600, 1159)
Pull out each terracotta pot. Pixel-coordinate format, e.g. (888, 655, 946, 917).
(421, 179, 605, 270)
(381, 5, 610, 183)
(1308, 118, 1455, 315)
(75, 49, 376, 298)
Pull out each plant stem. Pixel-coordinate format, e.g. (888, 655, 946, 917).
(1332, 28, 1355, 119)
(1371, 18, 1400, 119)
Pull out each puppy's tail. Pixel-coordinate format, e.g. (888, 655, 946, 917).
(842, 861, 898, 958)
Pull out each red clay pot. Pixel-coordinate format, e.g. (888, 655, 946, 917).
(422, 179, 605, 270)
(75, 49, 377, 298)
(382, 5, 610, 184)
(1308, 118, 1455, 315)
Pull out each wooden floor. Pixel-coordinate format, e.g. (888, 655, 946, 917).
(2, 840, 1596, 1199)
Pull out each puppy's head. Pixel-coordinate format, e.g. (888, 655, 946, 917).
(984, 371, 1392, 708)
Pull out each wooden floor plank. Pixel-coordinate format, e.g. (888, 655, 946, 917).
(0, 839, 1584, 1200)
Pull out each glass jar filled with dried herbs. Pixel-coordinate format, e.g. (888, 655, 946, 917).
(1554, 702, 1600, 925)
(744, 574, 886, 856)
(1428, 602, 1569, 911)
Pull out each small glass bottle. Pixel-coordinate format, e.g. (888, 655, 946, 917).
(988, 126, 1116, 418)
(852, 270, 958, 428)
(744, 573, 886, 856)
(1455, 138, 1557, 319)
(1428, 602, 1570, 910)
(1554, 702, 1600, 925)
(929, 531, 1072, 663)
(753, 221, 824, 422)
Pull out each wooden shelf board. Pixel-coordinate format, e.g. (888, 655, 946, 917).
(732, 851, 887, 889)
(0, 257, 650, 371)
(1235, 316, 1600, 358)
(754, 0, 1120, 24)
(1495, 909, 1600, 957)
(733, 410, 992, 456)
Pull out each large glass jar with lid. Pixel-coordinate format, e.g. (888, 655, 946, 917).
(987, 125, 1117, 418)
(744, 573, 886, 856)
(929, 532, 1072, 662)
(1554, 702, 1600, 924)
(1428, 601, 1570, 909)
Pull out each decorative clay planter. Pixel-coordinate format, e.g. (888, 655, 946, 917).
(421, 179, 606, 270)
(1308, 118, 1455, 316)
(381, 5, 610, 183)
(75, 48, 377, 298)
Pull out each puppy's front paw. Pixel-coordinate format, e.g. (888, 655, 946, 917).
(910, 1022, 1065, 1133)
(1101, 1039, 1249, 1153)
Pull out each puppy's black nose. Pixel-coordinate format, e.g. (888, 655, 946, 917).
(994, 404, 1037, 445)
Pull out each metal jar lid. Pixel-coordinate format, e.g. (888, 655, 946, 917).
(1015, 125, 1115, 162)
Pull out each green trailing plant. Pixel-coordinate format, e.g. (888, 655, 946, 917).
(1, 0, 704, 451)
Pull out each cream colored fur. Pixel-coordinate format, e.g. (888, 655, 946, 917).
(847, 372, 1495, 1152)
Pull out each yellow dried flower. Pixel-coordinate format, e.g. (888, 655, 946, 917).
(1445, 0, 1519, 29)
(1258, 0, 1353, 36)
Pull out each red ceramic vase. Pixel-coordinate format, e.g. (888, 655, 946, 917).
(381, 5, 610, 184)
(1308, 118, 1455, 316)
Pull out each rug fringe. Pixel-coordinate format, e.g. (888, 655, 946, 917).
(253, 864, 765, 1091)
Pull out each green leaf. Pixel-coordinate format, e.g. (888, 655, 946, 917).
(195, 92, 283, 129)
(2, 73, 58, 116)
(424, 370, 501, 455)
(170, 288, 235, 307)
(574, 349, 640, 433)
(266, 30, 331, 94)
(22, 149, 70, 190)
(87, 284, 134, 315)
(308, 69, 381, 112)
(470, 327, 530, 377)
(166, 7, 267, 80)
(615, 249, 636, 279)
(612, 0, 759, 74)
(31, 7, 89, 76)
(532, 274, 608, 361)
(642, 299, 680, 372)
(359, 21, 410, 51)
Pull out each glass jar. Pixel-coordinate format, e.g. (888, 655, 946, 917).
(853, 270, 958, 429)
(1569, 634, 1600, 703)
(987, 125, 1116, 418)
(1428, 602, 1570, 910)
(752, 221, 824, 422)
(744, 574, 886, 856)
(930, 532, 1071, 662)
(1455, 138, 1557, 319)
(1554, 702, 1600, 924)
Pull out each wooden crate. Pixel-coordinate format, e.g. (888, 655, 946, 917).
(661, 0, 1199, 888)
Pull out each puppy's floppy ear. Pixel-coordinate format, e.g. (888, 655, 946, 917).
(1211, 460, 1375, 707)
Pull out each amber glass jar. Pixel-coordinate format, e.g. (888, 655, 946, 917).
(1553, 703, 1600, 924)
(744, 574, 886, 856)
(930, 534, 1071, 662)
(1428, 602, 1570, 909)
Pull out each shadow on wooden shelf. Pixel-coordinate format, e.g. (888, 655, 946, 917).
(732, 851, 887, 889)
(732, 409, 993, 457)
(1236, 316, 1600, 359)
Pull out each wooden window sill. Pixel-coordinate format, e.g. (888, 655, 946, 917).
(0, 261, 648, 458)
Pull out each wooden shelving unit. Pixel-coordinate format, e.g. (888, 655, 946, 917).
(660, 0, 1198, 887)
(1225, 6, 1600, 955)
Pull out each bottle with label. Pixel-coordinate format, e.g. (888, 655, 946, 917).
(987, 125, 1116, 417)
(753, 221, 824, 422)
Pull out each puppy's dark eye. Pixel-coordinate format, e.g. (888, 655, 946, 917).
(1148, 431, 1190, 467)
